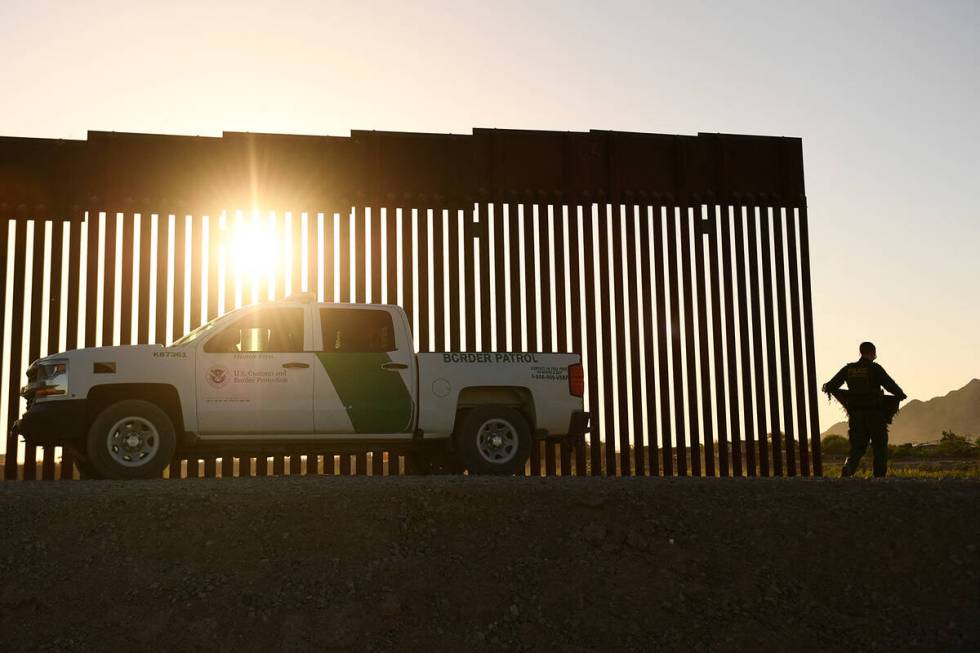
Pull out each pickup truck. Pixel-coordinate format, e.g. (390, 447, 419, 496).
(16, 294, 589, 479)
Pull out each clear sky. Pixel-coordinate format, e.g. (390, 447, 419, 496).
(1, 0, 977, 429)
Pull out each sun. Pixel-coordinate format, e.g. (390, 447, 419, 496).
(223, 211, 281, 305)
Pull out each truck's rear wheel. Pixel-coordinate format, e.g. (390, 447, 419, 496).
(457, 406, 531, 475)
(85, 400, 176, 480)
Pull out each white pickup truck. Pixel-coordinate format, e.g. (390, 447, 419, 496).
(16, 295, 589, 479)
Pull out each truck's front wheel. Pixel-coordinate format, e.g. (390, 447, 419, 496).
(85, 400, 176, 480)
(457, 406, 531, 475)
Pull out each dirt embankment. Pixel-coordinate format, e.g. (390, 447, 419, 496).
(1, 477, 977, 652)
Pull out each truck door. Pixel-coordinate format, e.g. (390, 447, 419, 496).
(196, 306, 314, 436)
(313, 307, 415, 434)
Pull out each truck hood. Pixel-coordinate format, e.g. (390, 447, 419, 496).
(39, 344, 168, 362)
(33, 344, 195, 369)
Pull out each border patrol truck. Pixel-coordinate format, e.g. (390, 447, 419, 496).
(16, 295, 589, 479)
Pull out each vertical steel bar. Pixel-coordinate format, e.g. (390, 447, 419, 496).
(102, 212, 118, 347)
(666, 207, 687, 475)
(0, 220, 6, 397)
(746, 206, 770, 476)
(694, 208, 715, 476)
(171, 215, 186, 343)
(582, 205, 602, 476)
(523, 206, 541, 475)
(720, 206, 743, 475)
(539, 206, 556, 476)
(680, 207, 702, 476)
(447, 208, 461, 352)
(797, 206, 822, 475)
(597, 204, 616, 476)
(189, 215, 203, 330)
(431, 208, 445, 351)
(786, 209, 811, 475)
(402, 208, 415, 344)
(612, 206, 631, 476)
(370, 208, 382, 306)
(24, 221, 46, 480)
(154, 215, 168, 345)
(119, 215, 134, 345)
(733, 207, 757, 476)
(206, 216, 220, 320)
(4, 222, 27, 479)
(553, 206, 572, 475)
(137, 214, 153, 342)
(623, 206, 644, 475)
(85, 214, 100, 348)
(417, 209, 430, 351)
(638, 207, 660, 475)
(62, 219, 82, 478)
(760, 209, 783, 475)
(354, 207, 365, 303)
(566, 206, 587, 475)
(221, 454, 234, 478)
(479, 204, 492, 354)
(507, 205, 522, 356)
(707, 207, 729, 476)
(653, 206, 673, 476)
(492, 205, 507, 353)
(65, 220, 82, 351)
(43, 221, 64, 480)
(325, 212, 337, 303)
(772, 208, 797, 476)
(463, 205, 477, 352)
(385, 208, 398, 310)
(339, 208, 351, 303)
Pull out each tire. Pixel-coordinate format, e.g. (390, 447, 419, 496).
(457, 405, 532, 475)
(85, 400, 177, 480)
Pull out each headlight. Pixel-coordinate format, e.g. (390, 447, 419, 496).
(22, 359, 69, 399)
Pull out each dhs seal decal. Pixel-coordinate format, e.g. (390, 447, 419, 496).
(206, 365, 229, 389)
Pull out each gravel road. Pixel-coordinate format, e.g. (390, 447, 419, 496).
(1, 476, 977, 652)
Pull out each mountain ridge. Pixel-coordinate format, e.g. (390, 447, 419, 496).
(822, 378, 980, 444)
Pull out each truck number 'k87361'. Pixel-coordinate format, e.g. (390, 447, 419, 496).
(15, 294, 589, 479)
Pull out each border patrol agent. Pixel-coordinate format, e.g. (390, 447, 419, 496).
(822, 342, 906, 477)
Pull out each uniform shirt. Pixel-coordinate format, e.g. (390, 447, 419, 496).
(823, 358, 906, 400)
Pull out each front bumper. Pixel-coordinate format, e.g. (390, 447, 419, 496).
(15, 399, 87, 446)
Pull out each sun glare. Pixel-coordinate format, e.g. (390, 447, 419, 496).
(223, 211, 282, 306)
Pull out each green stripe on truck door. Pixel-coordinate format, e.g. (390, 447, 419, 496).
(316, 353, 414, 433)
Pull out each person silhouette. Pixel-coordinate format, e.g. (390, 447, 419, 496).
(822, 342, 907, 478)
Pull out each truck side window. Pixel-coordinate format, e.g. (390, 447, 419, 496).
(204, 308, 305, 353)
(320, 308, 395, 353)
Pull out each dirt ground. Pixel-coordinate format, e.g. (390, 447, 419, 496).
(1, 476, 977, 652)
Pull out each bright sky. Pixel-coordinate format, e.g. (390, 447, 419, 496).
(1, 0, 977, 429)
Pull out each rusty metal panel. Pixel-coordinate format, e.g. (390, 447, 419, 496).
(1, 129, 806, 221)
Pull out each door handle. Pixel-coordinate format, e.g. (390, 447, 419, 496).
(282, 362, 310, 369)
(381, 362, 408, 371)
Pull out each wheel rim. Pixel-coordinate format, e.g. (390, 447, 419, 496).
(476, 418, 519, 464)
(106, 416, 160, 467)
